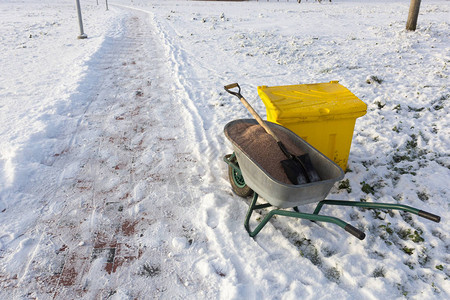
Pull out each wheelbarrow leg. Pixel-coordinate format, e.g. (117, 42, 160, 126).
(313, 200, 441, 223)
(244, 194, 365, 240)
(244, 193, 272, 235)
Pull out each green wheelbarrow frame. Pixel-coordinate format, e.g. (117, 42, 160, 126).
(224, 153, 441, 240)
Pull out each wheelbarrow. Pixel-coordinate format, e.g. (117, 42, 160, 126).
(223, 119, 441, 240)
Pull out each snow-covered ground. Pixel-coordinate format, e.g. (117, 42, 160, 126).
(0, 0, 448, 298)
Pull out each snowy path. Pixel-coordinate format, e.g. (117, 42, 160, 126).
(1, 7, 215, 299)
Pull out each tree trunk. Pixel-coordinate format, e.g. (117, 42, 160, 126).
(406, 0, 421, 31)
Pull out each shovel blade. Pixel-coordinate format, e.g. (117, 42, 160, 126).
(296, 153, 321, 183)
(281, 159, 309, 185)
(281, 153, 321, 185)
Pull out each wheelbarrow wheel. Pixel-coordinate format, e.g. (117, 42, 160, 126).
(228, 162, 253, 198)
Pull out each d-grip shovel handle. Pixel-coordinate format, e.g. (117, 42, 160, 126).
(224, 83, 282, 143)
(224, 83, 241, 97)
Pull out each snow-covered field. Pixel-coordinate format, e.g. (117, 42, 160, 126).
(0, 0, 448, 298)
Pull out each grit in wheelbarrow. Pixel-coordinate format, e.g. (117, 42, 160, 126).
(223, 119, 441, 240)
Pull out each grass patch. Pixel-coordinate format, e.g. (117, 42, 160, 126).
(376, 101, 386, 109)
(322, 246, 337, 258)
(361, 181, 375, 195)
(139, 263, 161, 277)
(406, 134, 418, 150)
(372, 266, 386, 278)
(325, 266, 341, 283)
(302, 245, 322, 266)
(397, 283, 409, 297)
(396, 228, 424, 243)
(410, 230, 425, 243)
(417, 191, 429, 202)
(418, 247, 430, 266)
(338, 179, 352, 193)
(379, 223, 393, 235)
(366, 75, 383, 84)
(407, 106, 425, 112)
(396, 228, 411, 240)
(393, 104, 401, 112)
(404, 260, 415, 270)
(295, 238, 322, 266)
(402, 246, 415, 255)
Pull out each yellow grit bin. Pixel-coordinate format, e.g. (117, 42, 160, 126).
(257, 81, 367, 170)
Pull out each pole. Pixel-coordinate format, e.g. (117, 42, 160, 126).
(75, 0, 87, 39)
(406, 0, 421, 31)
(106, 0, 109, 11)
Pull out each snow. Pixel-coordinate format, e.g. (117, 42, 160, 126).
(0, 0, 449, 299)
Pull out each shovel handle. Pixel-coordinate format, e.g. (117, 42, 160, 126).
(224, 83, 281, 143)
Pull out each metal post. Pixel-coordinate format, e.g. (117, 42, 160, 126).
(105, 0, 109, 11)
(75, 0, 87, 39)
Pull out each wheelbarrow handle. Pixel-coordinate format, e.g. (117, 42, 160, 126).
(344, 224, 366, 240)
(418, 210, 441, 223)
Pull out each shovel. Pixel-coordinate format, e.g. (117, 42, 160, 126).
(224, 83, 321, 185)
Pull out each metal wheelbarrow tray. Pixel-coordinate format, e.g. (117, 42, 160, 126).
(223, 119, 441, 240)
